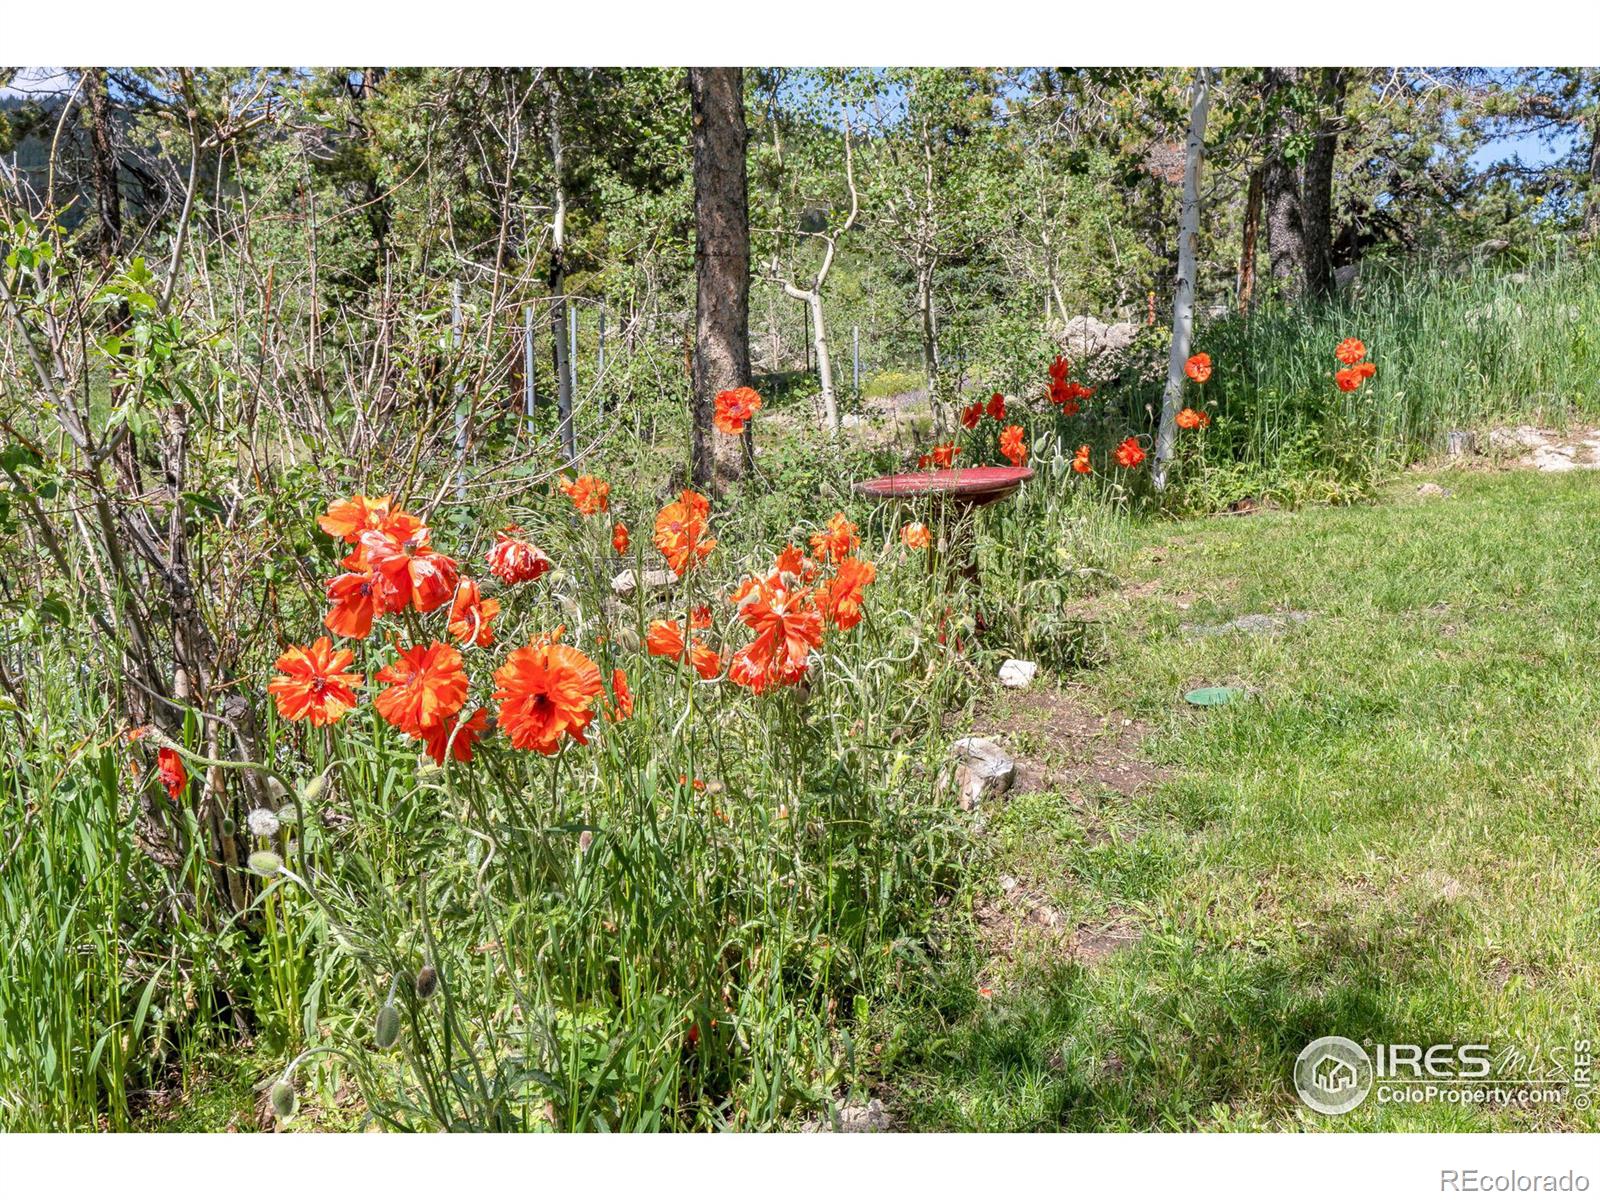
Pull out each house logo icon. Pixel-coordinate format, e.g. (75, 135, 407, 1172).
(1294, 1037, 1374, 1115)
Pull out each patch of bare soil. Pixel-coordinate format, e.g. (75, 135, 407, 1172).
(974, 888, 1142, 970)
(996, 686, 1168, 799)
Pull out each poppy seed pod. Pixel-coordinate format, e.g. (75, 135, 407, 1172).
(247, 850, 282, 877)
(269, 1078, 298, 1120)
(415, 964, 438, 1000)
(374, 1003, 402, 1048)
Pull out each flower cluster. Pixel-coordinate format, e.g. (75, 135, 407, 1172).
(1334, 337, 1377, 392)
(1047, 356, 1094, 414)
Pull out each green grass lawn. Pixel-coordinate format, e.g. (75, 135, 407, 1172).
(879, 466, 1600, 1131)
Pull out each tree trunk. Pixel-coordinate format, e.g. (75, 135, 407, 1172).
(688, 67, 752, 491)
(1153, 67, 1212, 492)
(1302, 68, 1347, 301)
(917, 261, 941, 419)
(83, 67, 122, 266)
(1238, 166, 1262, 311)
(1583, 102, 1600, 240)
(1262, 68, 1307, 297)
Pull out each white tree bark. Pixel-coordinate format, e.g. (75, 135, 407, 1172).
(776, 124, 859, 436)
(1153, 67, 1213, 492)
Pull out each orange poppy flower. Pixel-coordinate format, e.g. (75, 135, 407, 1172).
(318, 494, 394, 543)
(359, 528, 458, 614)
(1184, 352, 1212, 383)
(653, 490, 717, 576)
(156, 747, 187, 801)
(447, 579, 500, 648)
(986, 392, 1006, 421)
(375, 642, 469, 738)
(691, 604, 713, 629)
(1114, 436, 1146, 469)
(1357, 361, 1377, 380)
(606, 668, 634, 721)
(492, 637, 604, 754)
(1336, 337, 1366, 365)
(559, 474, 610, 516)
(960, 402, 983, 430)
(485, 527, 553, 586)
(269, 636, 362, 726)
(901, 521, 932, 550)
(689, 642, 723, 680)
(728, 573, 823, 694)
(927, 442, 961, 470)
(1175, 407, 1211, 430)
(1048, 356, 1070, 382)
(713, 386, 763, 436)
(646, 619, 721, 679)
(1335, 367, 1363, 392)
(818, 555, 876, 631)
(999, 424, 1027, 467)
(809, 512, 860, 564)
(1073, 444, 1093, 474)
(419, 706, 489, 766)
(612, 521, 629, 555)
(324, 571, 380, 639)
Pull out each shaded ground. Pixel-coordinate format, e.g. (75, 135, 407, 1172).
(873, 466, 1600, 1132)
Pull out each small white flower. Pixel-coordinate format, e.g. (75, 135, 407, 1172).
(247, 808, 281, 838)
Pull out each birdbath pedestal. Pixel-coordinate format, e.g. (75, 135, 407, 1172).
(854, 465, 1034, 595)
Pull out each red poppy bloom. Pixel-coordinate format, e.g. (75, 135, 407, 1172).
(1356, 361, 1377, 380)
(606, 669, 633, 721)
(926, 442, 961, 470)
(156, 747, 187, 801)
(359, 528, 459, 614)
(447, 579, 500, 648)
(318, 494, 412, 544)
(1184, 352, 1212, 383)
(728, 573, 824, 694)
(999, 424, 1027, 467)
(375, 642, 469, 738)
(1072, 445, 1093, 474)
(713, 386, 763, 436)
(493, 638, 604, 754)
(1336, 337, 1367, 365)
(269, 636, 362, 726)
(1335, 367, 1363, 392)
(653, 490, 717, 576)
(986, 392, 1006, 421)
(690, 604, 713, 629)
(612, 521, 629, 555)
(809, 511, 860, 564)
(1175, 407, 1211, 430)
(960, 401, 983, 430)
(818, 555, 876, 631)
(324, 570, 380, 639)
(1048, 356, 1070, 382)
(1114, 436, 1146, 469)
(901, 521, 932, 550)
(559, 474, 610, 516)
(419, 706, 489, 766)
(485, 527, 553, 586)
(646, 619, 721, 680)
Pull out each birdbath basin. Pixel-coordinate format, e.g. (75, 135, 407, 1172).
(855, 466, 1034, 623)
(854, 465, 1034, 506)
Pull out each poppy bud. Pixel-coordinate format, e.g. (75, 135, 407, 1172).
(269, 1078, 298, 1120)
(247, 850, 282, 877)
(374, 1003, 401, 1048)
(276, 803, 299, 825)
(266, 777, 289, 804)
(299, 772, 327, 805)
(415, 964, 438, 1000)
(221, 816, 236, 838)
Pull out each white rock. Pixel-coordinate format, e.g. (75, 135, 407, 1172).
(610, 568, 677, 599)
(998, 659, 1038, 689)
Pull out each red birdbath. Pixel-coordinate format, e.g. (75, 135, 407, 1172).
(855, 465, 1034, 608)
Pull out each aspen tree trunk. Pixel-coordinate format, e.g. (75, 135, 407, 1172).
(1153, 67, 1212, 492)
(543, 77, 576, 464)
